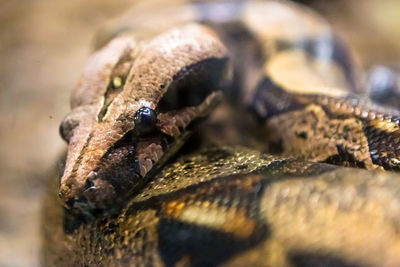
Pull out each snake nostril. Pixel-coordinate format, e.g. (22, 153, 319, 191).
(66, 197, 75, 208)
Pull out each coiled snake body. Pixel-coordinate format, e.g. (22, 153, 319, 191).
(42, 1, 400, 266)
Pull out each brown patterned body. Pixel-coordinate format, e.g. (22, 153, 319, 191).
(42, 145, 400, 266)
(44, 0, 400, 266)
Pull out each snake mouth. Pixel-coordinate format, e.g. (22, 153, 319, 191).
(64, 91, 223, 215)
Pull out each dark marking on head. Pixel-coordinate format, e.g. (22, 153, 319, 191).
(95, 139, 141, 192)
(65, 130, 145, 213)
(98, 49, 136, 122)
(68, 133, 95, 183)
(157, 57, 229, 113)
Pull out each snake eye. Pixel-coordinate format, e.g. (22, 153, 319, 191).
(134, 107, 157, 135)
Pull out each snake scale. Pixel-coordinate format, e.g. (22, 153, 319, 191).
(41, 1, 400, 266)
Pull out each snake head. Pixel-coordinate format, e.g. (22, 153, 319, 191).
(58, 24, 230, 215)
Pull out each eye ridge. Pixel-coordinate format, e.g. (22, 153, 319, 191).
(134, 107, 158, 135)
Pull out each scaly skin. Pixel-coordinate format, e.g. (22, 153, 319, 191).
(58, 24, 229, 212)
(43, 0, 400, 266)
(42, 144, 400, 266)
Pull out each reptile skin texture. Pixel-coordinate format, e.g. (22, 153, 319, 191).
(42, 1, 400, 266)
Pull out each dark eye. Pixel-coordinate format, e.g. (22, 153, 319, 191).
(134, 107, 157, 135)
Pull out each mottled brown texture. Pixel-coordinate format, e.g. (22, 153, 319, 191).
(42, 145, 400, 266)
(2, 0, 398, 266)
(266, 104, 376, 168)
(252, 77, 400, 170)
(43, 0, 400, 266)
(59, 24, 229, 211)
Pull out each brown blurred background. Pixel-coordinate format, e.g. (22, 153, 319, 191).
(0, 0, 399, 266)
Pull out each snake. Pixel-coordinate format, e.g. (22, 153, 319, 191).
(41, 0, 400, 266)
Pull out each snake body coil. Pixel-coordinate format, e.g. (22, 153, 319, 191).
(43, 1, 400, 266)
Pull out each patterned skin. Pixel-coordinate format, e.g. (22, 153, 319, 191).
(43, 0, 400, 266)
(42, 145, 400, 266)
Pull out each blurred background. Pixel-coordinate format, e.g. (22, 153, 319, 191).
(0, 0, 399, 266)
